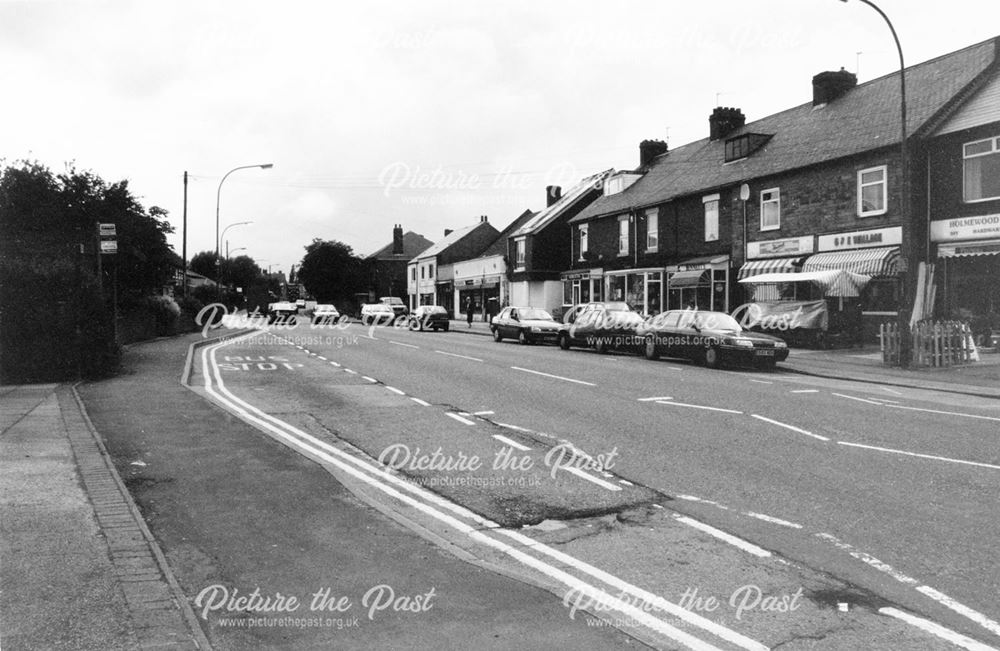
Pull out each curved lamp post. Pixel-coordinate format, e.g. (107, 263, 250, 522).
(215, 163, 273, 274)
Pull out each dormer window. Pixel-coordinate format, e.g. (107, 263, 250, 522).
(724, 133, 773, 163)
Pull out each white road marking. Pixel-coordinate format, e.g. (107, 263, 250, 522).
(672, 515, 771, 558)
(879, 608, 997, 651)
(815, 533, 919, 585)
(745, 512, 803, 529)
(492, 435, 531, 451)
(496, 422, 533, 432)
(748, 379, 772, 384)
(472, 410, 494, 416)
(435, 350, 483, 362)
(832, 392, 885, 405)
(362, 376, 377, 383)
(751, 414, 830, 441)
(317, 356, 327, 361)
(618, 479, 634, 487)
(676, 495, 730, 510)
(446, 412, 476, 426)
(410, 397, 431, 407)
(790, 389, 819, 393)
(655, 400, 742, 414)
(638, 396, 673, 401)
(389, 340, 420, 349)
(837, 441, 1000, 470)
(511, 366, 596, 387)
(344, 369, 357, 375)
(385, 386, 406, 396)
(561, 466, 622, 491)
(330, 361, 341, 367)
(202, 337, 750, 651)
(881, 387, 904, 395)
(886, 404, 1000, 423)
(916, 586, 1000, 638)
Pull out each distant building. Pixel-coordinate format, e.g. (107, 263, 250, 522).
(407, 217, 499, 311)
(362, 225, 433, 304)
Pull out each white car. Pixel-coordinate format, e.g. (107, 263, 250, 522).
(360, 303, 396, 326)
(312, 304, 340, 325)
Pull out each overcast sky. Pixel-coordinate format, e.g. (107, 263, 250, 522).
(3, 0, 997, 276)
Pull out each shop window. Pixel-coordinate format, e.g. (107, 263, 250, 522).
(703, 194, 719, 242)
(760, 188, 780, 231)
(858, 165, 887, 216)
(618, 217, 629, 256)
(646, 210, 658, 251)
(963, 136, 1000, 202)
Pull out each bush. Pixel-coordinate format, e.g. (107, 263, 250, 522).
(146, 295, 180, 336)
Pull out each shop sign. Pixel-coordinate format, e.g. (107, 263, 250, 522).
(930, 214, 1000, 242)
(747, 237, 813, 259)
(818, 226, 901, 251)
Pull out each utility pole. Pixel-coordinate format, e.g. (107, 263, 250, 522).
(182, 171, 188, 297)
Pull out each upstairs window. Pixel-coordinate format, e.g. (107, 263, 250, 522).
(760, 188, 780, 231)
(428, 263, 434, 278)
(964, 136, 1000, 202)
(858, 165, 887, 216)
(578, 224, 588, 260)
(703, 194, 719, 242)
(646, 209, 658, 251)
(515, 238, 526, 267)
(618, 216, 629, 256)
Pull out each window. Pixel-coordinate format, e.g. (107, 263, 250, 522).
(618, 216, 629, 256)
(578, 224, 588, 260)
(760, 188, 780, 231)
(411, 267, 416, 281)
(428, 263, 434, 278)
(703, 194, 719, 242)
(420, 266, 424, 279)
(858, 165, 887, 216)
(645, 209, 658, 251)
(964, 136, 1000, 202)
(515, 238, 526, 267)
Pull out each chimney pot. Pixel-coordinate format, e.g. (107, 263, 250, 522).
(812, 68, 857, 106)
(392, 224, 404, 255)
(545, 185, 562, 207)
(639, 139, 668, 167)
(709, 107, 746, 141)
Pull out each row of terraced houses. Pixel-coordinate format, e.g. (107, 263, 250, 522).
(361, 36, 1000, 343)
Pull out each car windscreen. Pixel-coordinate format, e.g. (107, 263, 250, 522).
(690, 312, 742, 332)
(520, 309, 553, 321)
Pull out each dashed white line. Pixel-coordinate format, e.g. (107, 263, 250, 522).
(881, 387, 904, 396)
(389, 340, 420, 349)
(618, 479, 634, 487)
(790, 389, 819, 394)
(496, 422, 533, 433)
(751, 414, 830, 442)
(745, 512, 803, 529)
(344, 369, 357, 375)
(655, 400, 742, 414)
(492, 434, 531, 451)
(562, 466, 622, 491)
(837, 441, 1000, 470)
(676, 495, 730, 510)
(330, 361, 341, 367)
(832, 392, 885, 405)
(815, 532, 919, 585)
(878, 608, 997, 651)
(410, 397, 431, 407)
(511, 367, 596, 387)
(672, 514, 771, 558)
(472, 410, 494, 416)
(748, 379, 773, 384)
(446, 413, 476, 426)
(317, 356, 327, 361)
(361, 376, 377, 383)
(638, 396, 673, 402)
(435, 350, 483, 362)
(915, 586, 1000, 638)
(886, 404, 1000, 423)
(385, 386, 406, 396)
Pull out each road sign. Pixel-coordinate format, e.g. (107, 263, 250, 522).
(99, 223, 117, 237)
(100, 240, 118, 254)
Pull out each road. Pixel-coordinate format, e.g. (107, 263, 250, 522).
(185, 320, 1000, 649)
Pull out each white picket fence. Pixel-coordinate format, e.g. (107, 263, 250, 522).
(880, 320, 978, 367)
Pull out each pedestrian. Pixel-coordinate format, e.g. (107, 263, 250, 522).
(465, 297, 474, 328)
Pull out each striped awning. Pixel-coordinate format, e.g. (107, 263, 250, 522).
(938, 240, 1000, 258)
(669, 269, 710, 288)
(738, 256, 803, 280)
(801, 247, 899, 276)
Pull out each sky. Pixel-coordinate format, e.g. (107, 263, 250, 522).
(2, 0, 997, 277)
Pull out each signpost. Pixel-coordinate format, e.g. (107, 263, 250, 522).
(97, 223, 118, 344)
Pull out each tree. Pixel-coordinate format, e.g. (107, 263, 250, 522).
(297, 239, 364, 303)
(224, 255, 261, 293)
(189, 250, 219, 280)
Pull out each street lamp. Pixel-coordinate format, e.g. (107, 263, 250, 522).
(214, 163, 273, 275)
(839, 0, 910, 365)
(227, 245, 247, 259)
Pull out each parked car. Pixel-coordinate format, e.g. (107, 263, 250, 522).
(558, 302, 645, 353)
(492, 307, 560, 345)
(312, 304, 340, 325)
(360, 303, 396, 326)
(267, 301, 299, 325)
(380, 296, 409, 317)
(637, 309, 789, 369)
(409, 305, 450, 331)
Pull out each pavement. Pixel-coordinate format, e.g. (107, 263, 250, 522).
(2, 322, 998, 650)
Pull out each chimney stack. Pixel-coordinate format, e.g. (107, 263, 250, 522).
(639, 139, 668, 167)
(709, 107, 746, 141)
(546, 186, 562, 207)
(812, 68, 857, 106)
(392, 224, 403, 255)
(480, 215, 488, 223)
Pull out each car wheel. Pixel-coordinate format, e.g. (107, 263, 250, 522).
(558, 333, 571, 350)
(703, 346, 720, 368)
(518, 330, 530, 345)
(409, 319, 418, 331)
(493, 328, 502, 342)
(442, 323, 449, 332)
(644, 334, 660, 361)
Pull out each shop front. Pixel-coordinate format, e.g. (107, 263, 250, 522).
(931, 215, 1000, 344)
(801, 227, 902, 342)
(665, 254, 731, 312)
(561, 269, 604, 317)
(435, 281, 454, 316)
(457, 276, 501, 322)
(605, 268, 663, 316)
(738, 236, 813, 301)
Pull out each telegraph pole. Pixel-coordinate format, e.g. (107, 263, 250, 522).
(182, 171, 189, 297)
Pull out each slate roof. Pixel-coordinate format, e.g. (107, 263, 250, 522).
(365, 231, 434, 260)
(572, 36, 999, 224)
(480, 209, 538, 258)
(410, 221, 492, 261)
(512, 169, 615, 236)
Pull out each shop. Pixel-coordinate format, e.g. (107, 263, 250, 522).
(605, 268, 663, 315)
(665, 254, 731, 312)
(931, 215, 1000, 343)
(738, 236, 813, 301)
(435, 281, 454, 316)
(456, 276, 501, 322)
(561, 269, 604, 313)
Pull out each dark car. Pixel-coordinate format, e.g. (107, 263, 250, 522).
(557, 302, 646, 353)
(638, 309, 789, 368)
(491, 307, 560, 345)
(409, 305, 450, 331)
